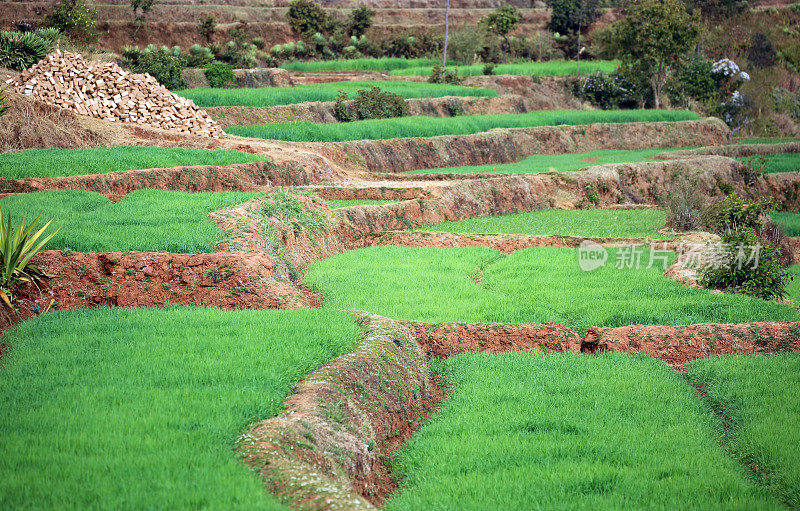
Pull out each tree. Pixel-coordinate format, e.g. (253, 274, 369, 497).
(132, 0, 158, 26)
(747, 32, 776, 69)
(482, 6, 522, 58)
(684, 0, 748, 18)
(546, 0, 601, 35)
(443, 0, 450, 66)
(198, 15, 217, 44)
(611, 0, 700, 109)
(43, 0, 97, 42)
(286, 0, 330, 36)
(348, 5, 374, 38)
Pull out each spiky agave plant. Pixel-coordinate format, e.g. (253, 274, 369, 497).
(0, 30, 55, 70)
(0, 206, 60, 307)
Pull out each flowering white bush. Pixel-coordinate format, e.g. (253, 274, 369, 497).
(712, 58, 750, 81)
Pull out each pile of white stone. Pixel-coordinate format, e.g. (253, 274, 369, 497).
(10, 51, 223, 138)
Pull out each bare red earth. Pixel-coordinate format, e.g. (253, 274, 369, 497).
(404, 321, 582, 357)
(0, 250, 319, 332)
(582, 322, 800, 368)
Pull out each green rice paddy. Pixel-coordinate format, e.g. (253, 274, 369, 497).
(228, 110, 700, 142)
(0, 190, 262, 253)
(686, 354, 800, 507)
(0, 146, 265, 179)
(388, 59, 620, 77)
(178, 81, 495, 108)
(305, 246, 800, 335)
(0, 307, 359, 510)
(385, 352, 779, 510)
(421, 209, 668, 238)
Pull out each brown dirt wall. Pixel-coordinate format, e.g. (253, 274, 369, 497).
(1, 249, 320, 333)
(0, 161, 319, 194)
(206, 94, 561, 128)
(582, 322, 800, 368)
(311, 118, 733, 173)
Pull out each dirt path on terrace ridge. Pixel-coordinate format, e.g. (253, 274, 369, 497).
(239, 313, 445, 510)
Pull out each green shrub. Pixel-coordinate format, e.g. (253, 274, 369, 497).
(348, 5, 374, 38)
(185, 44, 214, 67)
(127, 48, 187, 90)
(666, 177, 706, 231)
(482, 62, 495, 75)
(700, 227, 789, 300)
(674, 56, 722, 103)
(0, 30, 58, 71)
(568, 71, 641, 109)
(333, 86, 408, 122)
(204, 61, 235, 88)
(747, 32, 777, 69)
(43, 0, 97, 42)
(217, 39, 257, 69)
(700, 195, 790, 300)
(0, 205, 59, 306)
(286, 0, 331, 36)
(704, 194, 776, 232)
(428, 63, 463, 84)
(197, 15, 216, 44)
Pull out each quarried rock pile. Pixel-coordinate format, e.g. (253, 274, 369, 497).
(9, 51, 223, 138)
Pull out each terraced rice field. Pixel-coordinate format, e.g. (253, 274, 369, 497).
(772, 212, 800, 236)
(280, 57, 449, 72)
(410, 148, 675, 174)
(0, 190, 262, 253)
(178, 81, 496, 107)
(389, 59, 621, 77)
(385, 352, 780, 510)
(228, 110, 700, 142)
(421, 208, 669, 238)
(305, 246, 800, 334)
(0, 307, 358, 510)
(0, 146, 265, 179)
(1, 64, 798, 511)
(686, 354, 800, 507)
(737, 152, 800, 174)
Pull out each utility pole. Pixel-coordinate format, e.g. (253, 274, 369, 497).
(443, 0, 450, 66)
(576, 0, 584, 77)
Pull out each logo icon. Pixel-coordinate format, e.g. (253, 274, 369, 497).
(578, 240, 607, 271)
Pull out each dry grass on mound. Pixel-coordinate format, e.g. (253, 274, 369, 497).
(0, 91, 112, 153)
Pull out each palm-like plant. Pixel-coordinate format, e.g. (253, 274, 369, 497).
(0, 206, 59, 307)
